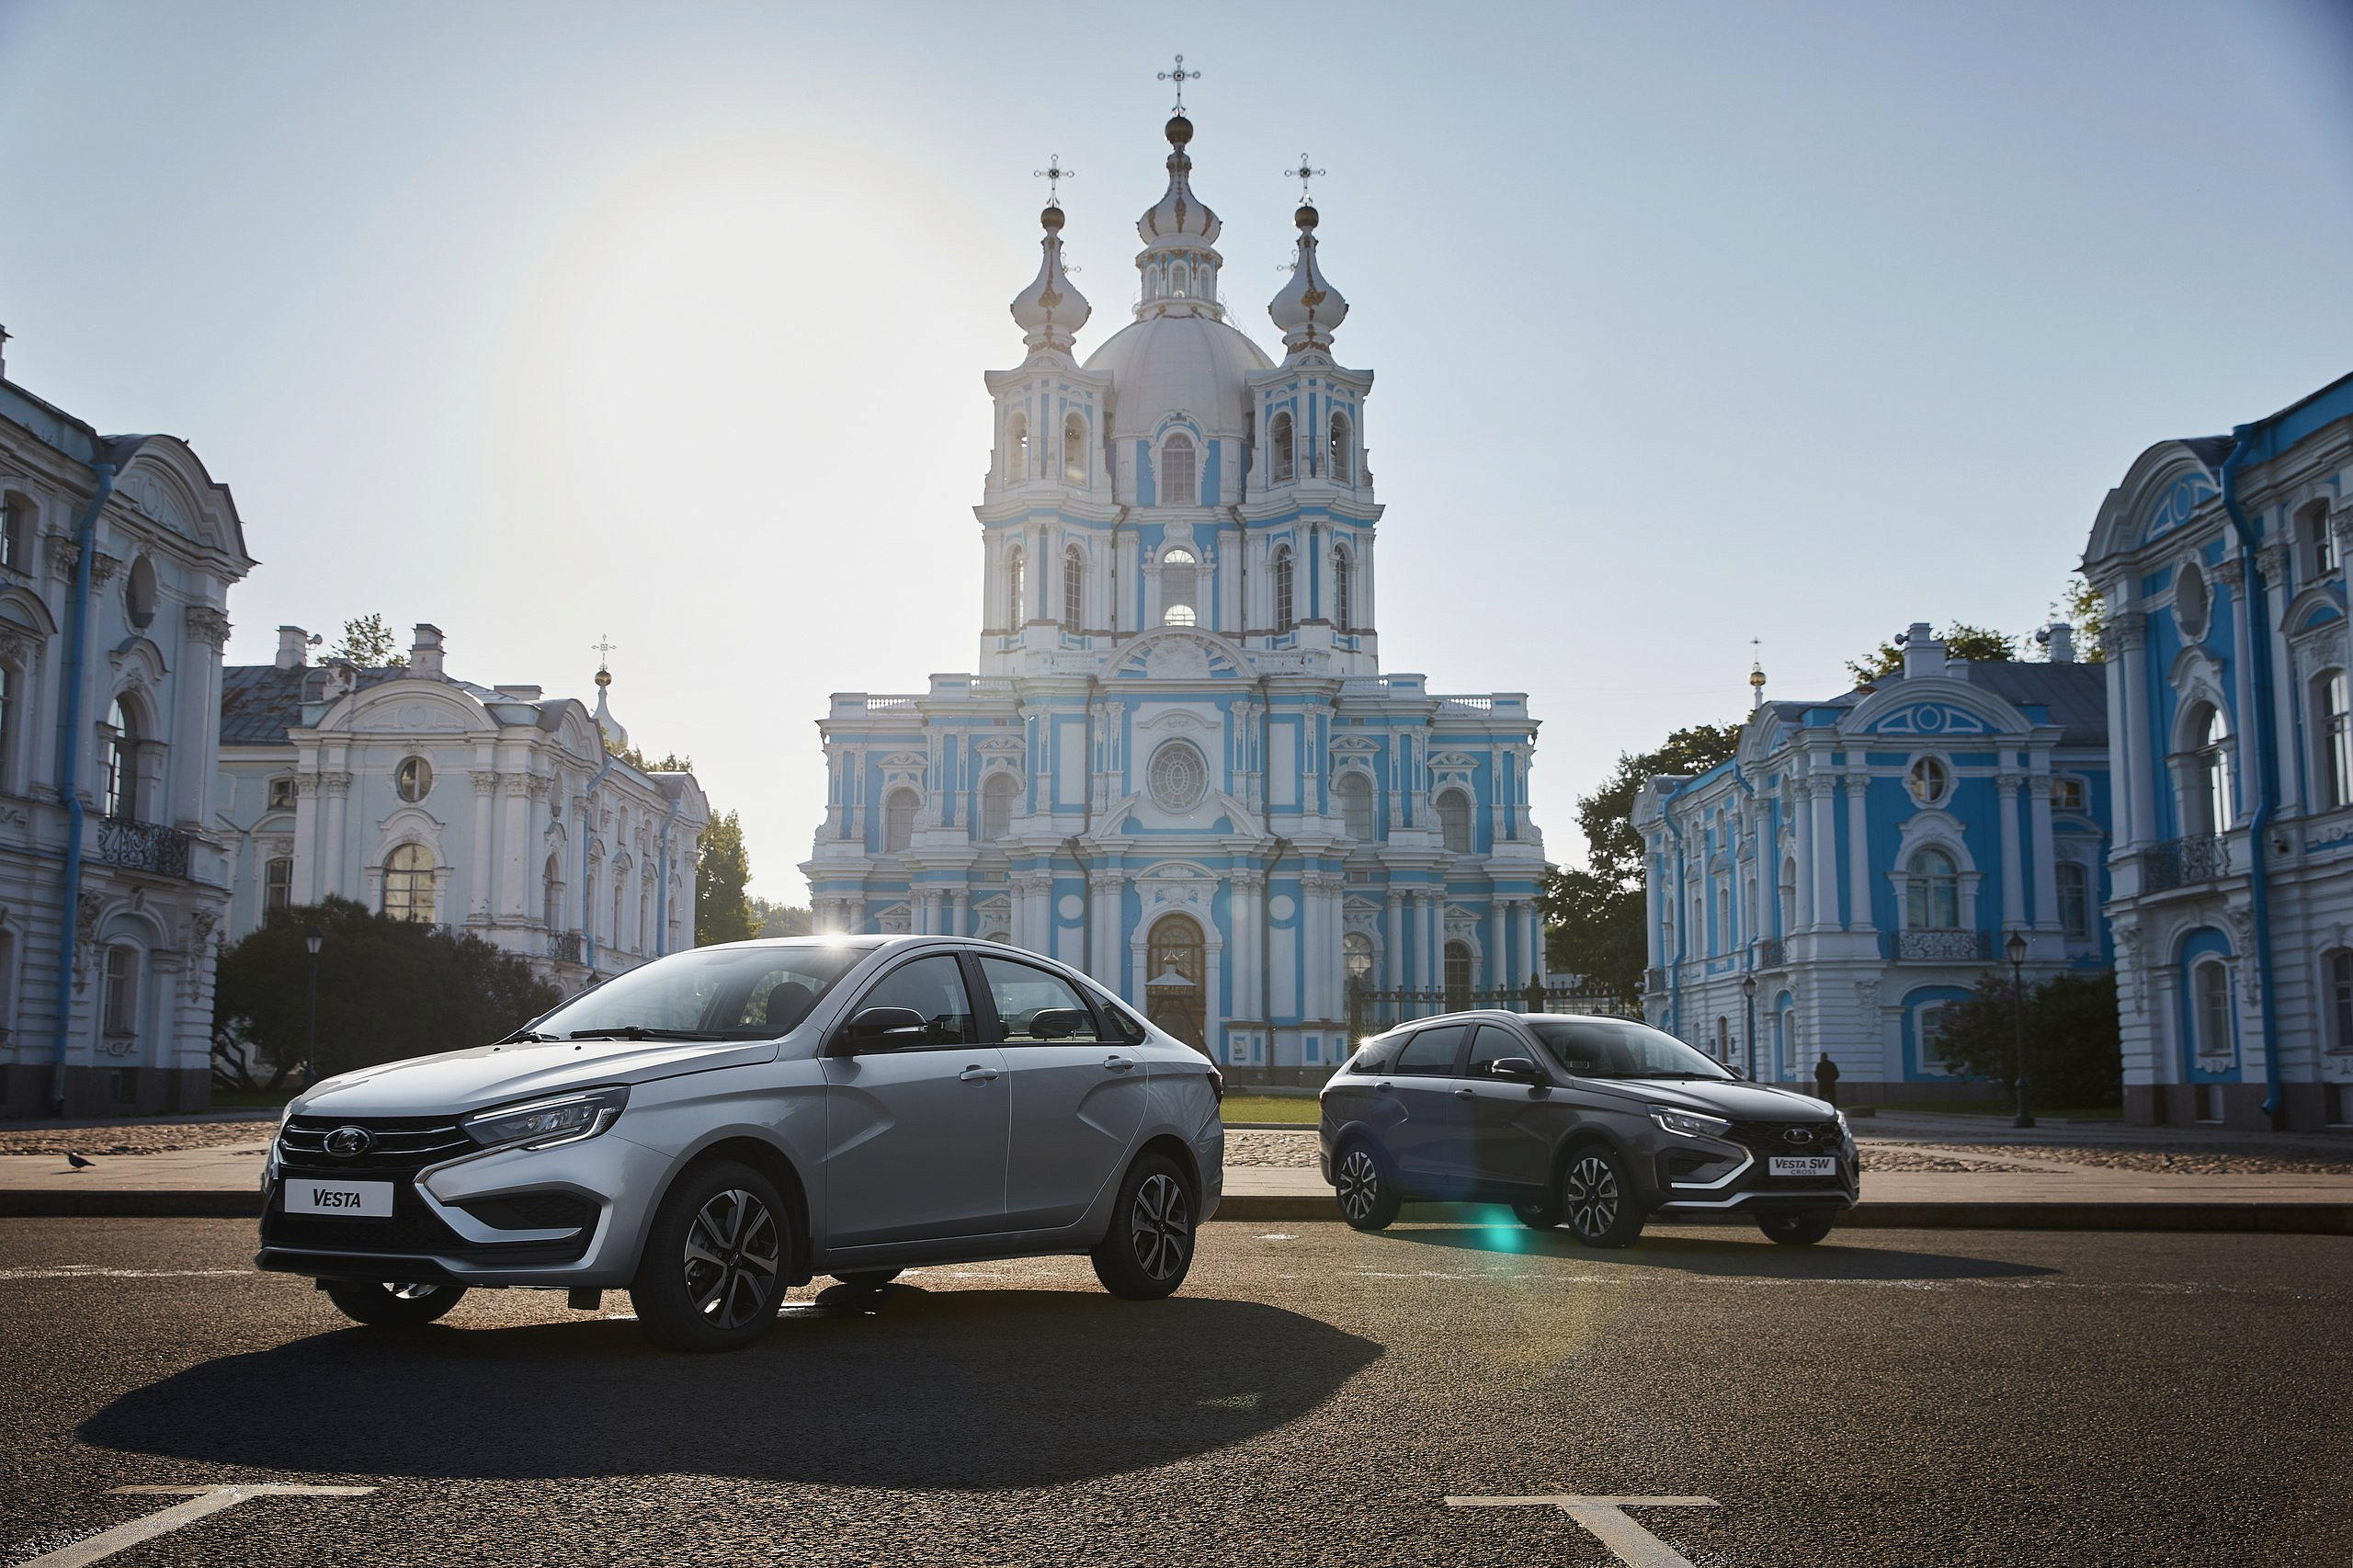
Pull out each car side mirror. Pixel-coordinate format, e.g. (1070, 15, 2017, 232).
(1028, 1006, 1091, 1040)
(835, 1006, 926, 1053)
(1488, 1056, 1540, 1083)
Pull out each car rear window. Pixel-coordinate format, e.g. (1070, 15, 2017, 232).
(1392, 1025, 1466, 1077)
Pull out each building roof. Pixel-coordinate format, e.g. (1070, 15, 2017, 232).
(219, 664, 493, 746)
(1962, 660, 2109, 745)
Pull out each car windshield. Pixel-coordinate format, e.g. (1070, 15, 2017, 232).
(530, 942, 875, 1041)
(1528, 1017, 1735, 1081)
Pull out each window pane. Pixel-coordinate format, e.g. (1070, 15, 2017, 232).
(1393, 1024, 1465, 1076)
(1464, 1023, 1525, 1077)
(977, 955, 1101, 1043)
(858, 955, 979, 1045)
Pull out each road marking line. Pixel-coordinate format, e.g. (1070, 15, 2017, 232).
(1448, 1494, 1719, 1568)
(0, 1268, 250, 1281)
(17, 1486, 375, 1568)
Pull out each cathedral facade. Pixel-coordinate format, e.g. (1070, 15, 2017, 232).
(804, 109, 1550, 1082)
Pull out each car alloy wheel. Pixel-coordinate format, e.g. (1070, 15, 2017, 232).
(682, 1187, 781, 1332)
(1563, 1153, 1620, 1238)
(1336, 1148, 1381, 1224)
(1130, 1172, 1191, 1282)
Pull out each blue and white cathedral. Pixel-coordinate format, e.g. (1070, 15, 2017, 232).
(803, 108, 1551, 1081)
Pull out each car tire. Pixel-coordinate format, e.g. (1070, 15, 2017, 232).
(831, 1268, 902, 1289)
(1333, 1138, 1401, 1232)
(1090, 1153, 1197, 1300)
(629, 1160, 792, 1353)
(1558, 1144, 1645, 1248)
(1756, 1209, 1838, 1246)
(1512, 1196, 1561, 1231)
(323, 1279, 466, 1327)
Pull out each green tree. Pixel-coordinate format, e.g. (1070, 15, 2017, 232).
(2048, 574, 2108, 663)
(1539, 722, 1744, 1006)
(1927, 970, 2123, 1108)
(328, 613, 406, 668)
(1847, 622, 2018, 686)
(696, 810, 757, 946)
(212, 897, 560, 1085)
(608, 740, 693, 773)
(750, 897, 813, 938)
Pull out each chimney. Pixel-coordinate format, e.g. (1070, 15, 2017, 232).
(2044, 622, 2075, 664)
(410, 623, 446, 680)
(275, 625, 309, 669)
(1900, 621, 1946, 681)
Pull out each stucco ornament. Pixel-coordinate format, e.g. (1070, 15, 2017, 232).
(1148, 740, 1208, 812)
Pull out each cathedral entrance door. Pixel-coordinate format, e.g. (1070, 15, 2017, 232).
(1144, 914, 1207, 1051)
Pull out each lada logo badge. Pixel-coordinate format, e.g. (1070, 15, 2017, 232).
(324, 1126, 375, 1158)
(1782, 1127, 1816, 1146)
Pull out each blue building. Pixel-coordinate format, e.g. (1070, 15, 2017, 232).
(801, 108, 1551, 1083)
(2084, 372, 2353, 1130)
(1633, 627, 2112, 1102)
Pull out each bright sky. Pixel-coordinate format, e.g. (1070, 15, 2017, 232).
(4, 1, 2348, 903)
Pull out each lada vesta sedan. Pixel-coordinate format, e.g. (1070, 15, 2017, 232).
(1319, 1010, 1857, 1245)
(259, 937, 1224, 1350)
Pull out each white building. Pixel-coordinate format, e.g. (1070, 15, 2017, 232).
(804, 108, 1552, 1084)
(0, 369, 256, 1115)
(217, 624, 710, 987)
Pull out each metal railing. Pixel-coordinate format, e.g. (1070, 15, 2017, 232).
(92, 818, 191, 879)
(2145, 833, 2228, 892)
(1888, 928, 1992, 961)
(547, 930, 584, 963)
(1347, 982, 1633, 1038)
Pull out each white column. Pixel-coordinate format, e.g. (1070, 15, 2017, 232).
(501, 777, 533, 918)
(950, 888, 970, 939)
(1089, 870, 1124, 992)
(1384, 890, 1404, 990)
(1229, 871, 1263, 1023)
(1809, 777, 1839, 929)
(1789, 787, 1813, 931)
(1528, 902, 1546, 983)
(470, 772, 495, 920)
(1843, 775, 1871, 932)
(2029, 775, 2058, 933)
(1422, 892, 1442, 994)
(322, 772, 351, 901)
(1996, 774, 2024, 934)
(2116, 614, 2157, 847)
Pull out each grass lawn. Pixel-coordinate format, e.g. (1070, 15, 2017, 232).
(1221, 1093, 1320, 1124)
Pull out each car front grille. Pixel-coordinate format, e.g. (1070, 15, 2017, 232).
(277, 1115, 472, 1175)
(1725, 1120, 1846, 1163)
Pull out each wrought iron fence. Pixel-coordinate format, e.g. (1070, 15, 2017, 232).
(547, 930, 584, 963)
(1887, 928, 1992, 962)
(92, 817, 191, 879)
(1346, 982, 1633, 1038)
(2145, 833, 2228, 892)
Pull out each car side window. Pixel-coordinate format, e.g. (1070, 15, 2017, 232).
(976, 955, 1104, 1044)
(854, 955, 978, 1046)
(1084, 983, 1150, 1045)
(1464, 1024, 1529, 1078)
(1392, 1024, 1466, 1077)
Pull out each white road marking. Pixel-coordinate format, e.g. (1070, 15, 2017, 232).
(1256, 1233, 1297, 1241)
(1448, 1494, 1719, 1568)
(17, 1486, 373, 1568)
(0, 1268, 250, 1281)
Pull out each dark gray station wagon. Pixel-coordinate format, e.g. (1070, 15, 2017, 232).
(1318, 1010, 1859, 1246)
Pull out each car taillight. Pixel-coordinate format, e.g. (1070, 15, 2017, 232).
(1207, 1064, 1224, 1103)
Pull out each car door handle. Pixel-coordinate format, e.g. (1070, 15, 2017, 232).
(1102, 1055, 1135, 1073)
(1454, 1088, 1475, 1099)
(1374, 1081, 1393, 1093)
(960, 1065, 1000, 1083)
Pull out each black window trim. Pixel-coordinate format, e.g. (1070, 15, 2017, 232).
(961, 949, 1108, 1048)
(1392, 1021, 1472, 1078)
(828, 948, 985, 1053)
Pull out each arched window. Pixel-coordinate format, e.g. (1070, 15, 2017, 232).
(1145, 913, 1207, 1048)
(1779, 858, 1798, 929)
(1006, 412, 1029, 480)
(0, 663, 13, 795)
(1328, 412, 1352, 484)
(1273, 546, 1295, 633)
(264, 856, 293, 915)
(2327, 949, 2353, 1055)
(2175, 560, 2211, 641)
(2190, 703, 2234, 833)
(2301, 500, 2339, 581)
(2194, 960, 2234, 1060)
(1062, 545, 1085, 634)
(1160, 434, 1197, 506)
(102, 945, 138, 1040)
(394, 756, 433, 803)
(1904, 846, 1959, 929)
(1437, 789, 1472, 854)
(1005, 546, 1026, 630)
(542, 853, 562, 929)
(979, 771, 1018, 842)
(2056, 860, 2091, 941)
(882, 789, 919, 855)
(103, 698, 137, 822)
(1169, 260, 1190, 299)
(1160, 547, 1198, 627)
(1268, 412, 1294, 484)
(1344, 930, 1374, 986)
(383, 842, 436, 924)
(613, 875, 628, 952)
(1445, 942, 1474, 1009)
(1332, 546, 1352, 632)
(2315, 671, 2350, 811)
(1335, 771, 1373, 838)
(125, 555, 156, 630)
(1063, 414, 1087, 485)
(1917, 1003, 1949, 1070)
(0, 494, 30, 574)
(1906, 756, 1951, 807)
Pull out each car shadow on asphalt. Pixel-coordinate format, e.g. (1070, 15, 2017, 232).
(1383, 1221, 2059, 1280)
(78, 1287, 1381, 1486)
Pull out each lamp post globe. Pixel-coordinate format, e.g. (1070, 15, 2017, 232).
(1741, 972, 1758, 1082)
(302, 925, 324, 1091)
(2004, 929, 2034, 1129)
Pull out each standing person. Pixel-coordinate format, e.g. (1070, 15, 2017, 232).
(1523, 973, 1545, 1015)
(1813, 1054, 1841, 1108)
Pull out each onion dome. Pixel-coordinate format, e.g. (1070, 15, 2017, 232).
(1008, 203, 1090, 354)
(1136, 116, 1222, 245)
(1267, 203, 1347, 355)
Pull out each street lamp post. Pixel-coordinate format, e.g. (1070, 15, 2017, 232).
(303, 925, 324, 1089)
(2004, 928, 2034, 1129)
(1741, 972, 1758, 1082)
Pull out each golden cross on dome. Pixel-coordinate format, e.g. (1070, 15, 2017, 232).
(1282, 154, 1325, 205)
(1158, 53, 1199, 114)
(1034, 154, 1074, 209)
(592, 634, 617, 669)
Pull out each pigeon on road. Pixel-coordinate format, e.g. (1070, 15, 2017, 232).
(64, 1153, 93, 1170)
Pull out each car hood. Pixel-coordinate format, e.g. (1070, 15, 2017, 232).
(289, 1037, 784, 1119)
(1576, 1077, 1838, 1122)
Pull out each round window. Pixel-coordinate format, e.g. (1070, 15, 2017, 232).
(1147, 741, 1208, 812)
(1906, 756, 1951, 807)
(2175, 561, 2211, 642)
(394, 756, 434, 803)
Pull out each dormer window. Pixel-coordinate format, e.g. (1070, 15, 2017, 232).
(1268, 413, 1294, 484)
(1161, 434, 1197, 506)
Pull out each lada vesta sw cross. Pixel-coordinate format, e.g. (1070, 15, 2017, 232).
(1319, 1010, 1856, 1245)
(259, 937, 1224, 1350)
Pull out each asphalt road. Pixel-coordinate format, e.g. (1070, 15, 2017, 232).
(2, 1218, 2348, 1567)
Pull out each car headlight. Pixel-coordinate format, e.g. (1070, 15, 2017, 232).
(462, 1086, 629, 1151)
(1650, 1106, 1733, 1141)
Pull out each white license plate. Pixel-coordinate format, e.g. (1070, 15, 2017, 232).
(1768, 1156, 1838, 1178)
(283, 1177, 393, 1218)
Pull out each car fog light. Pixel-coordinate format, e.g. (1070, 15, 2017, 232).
(1649, 1106, 1733, 1141)
(463, 1085, 630, 1151)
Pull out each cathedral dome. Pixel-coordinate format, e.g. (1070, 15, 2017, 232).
(1083, 311, 1272, 437)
